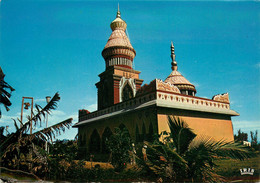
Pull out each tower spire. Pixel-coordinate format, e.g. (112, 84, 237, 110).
(117, 3, 121, 18)
(171, 41, 177, 71)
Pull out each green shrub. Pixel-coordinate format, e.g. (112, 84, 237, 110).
(106, 127, 131, 172)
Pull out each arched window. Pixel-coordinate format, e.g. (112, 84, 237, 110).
(102, 127, 113, 153)
(122, 83, 133, 102)
(89, 129, 101, 153)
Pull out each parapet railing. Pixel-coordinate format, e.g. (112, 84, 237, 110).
(79, 90, 230, 122)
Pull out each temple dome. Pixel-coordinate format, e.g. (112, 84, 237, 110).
(165, 42, 197, 96)
(165, 70, 196, 93)
(102, 8, 136, 69)
(110, 17, 127, 31)
(103, 29, 134, 50)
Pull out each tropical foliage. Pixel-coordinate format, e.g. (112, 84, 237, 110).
(106, 127, 131, 171)
(234, 129, 248, 142)
(250, 130, 259, 150)
(0, 92, 72, 176)
(49, 139, 78, 161)
(139, 116, 255, 182)
(0, 67, 15, 118)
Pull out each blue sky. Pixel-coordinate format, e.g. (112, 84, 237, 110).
(0, 0, 259, 141)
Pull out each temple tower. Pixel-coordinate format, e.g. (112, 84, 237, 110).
(96, 7, 143, 110)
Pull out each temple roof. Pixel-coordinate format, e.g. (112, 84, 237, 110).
(104, 29, 134, 49)
(164, 42, 196, 93)
(165, 70, 193, 85)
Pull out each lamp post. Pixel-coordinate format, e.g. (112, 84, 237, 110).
(45, 96, 51, 152)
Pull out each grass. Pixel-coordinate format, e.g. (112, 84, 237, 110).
(215, 153, 260, 182)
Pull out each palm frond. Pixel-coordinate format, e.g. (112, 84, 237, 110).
(19, 92, 60, 135)
(190, 137, 255, 160)
(163, 145, 187, 166)
(185, 140, 218, 181)
(1, 93, 62, 157)
(214, 141, 255, 160)
(30, 118, 73, 142)
(1, 118, 73, 158)
(0, 79, 15, 92)
(145, 116, 256, 182)
(185, 136, 256, 182)
(16, 117, 23, 126)
(167, 116, 196, 155)
(1, 88, 12, 98)
(12, 118, 19, 131)
(139, 142, 187, 181)
(141, 143, 168, 176)
(0, 67, 15, 117)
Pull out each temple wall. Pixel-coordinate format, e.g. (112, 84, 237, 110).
(157, 108, 234, 142)
(78, 106, 157, 156)
(78, 106, 234, 158)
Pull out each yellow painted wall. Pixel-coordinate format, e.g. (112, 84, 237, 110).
(157, 108, 234, 142)
(78, 106, 235, 157)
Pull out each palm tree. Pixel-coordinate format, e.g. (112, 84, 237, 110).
(0, 67, 15, 118)
(141, 116, 255, 182)
(0, 92, 73, 175)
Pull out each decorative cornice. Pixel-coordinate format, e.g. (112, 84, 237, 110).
(102, 46, 136, 61)
(156, 79, 180, 93)
(212, 93, 230, 104)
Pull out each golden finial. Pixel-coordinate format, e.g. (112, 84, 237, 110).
(117, 3, 121, 18)
(110, 3, 127, 31)
(171, 41, 177, 71)
(171, 41, 174, 54)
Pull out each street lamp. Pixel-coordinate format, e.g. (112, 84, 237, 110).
(45, 96, 51, 152)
